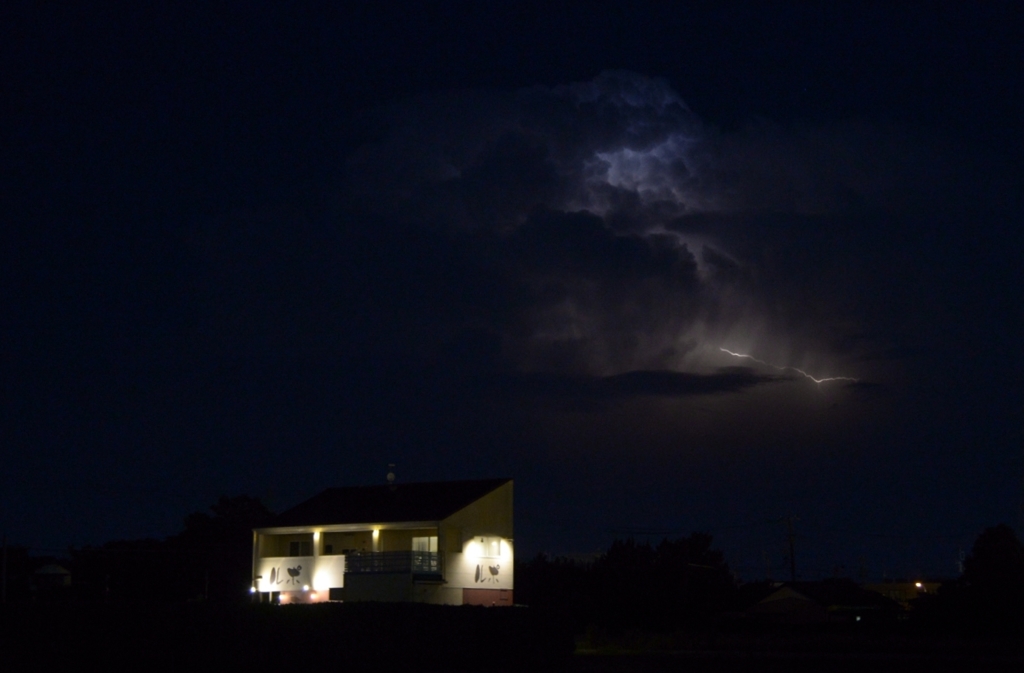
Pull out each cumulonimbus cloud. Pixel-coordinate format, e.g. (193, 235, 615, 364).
(340, 71, 946, 384)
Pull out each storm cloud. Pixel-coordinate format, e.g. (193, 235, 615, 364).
(338, 71, 946, 386)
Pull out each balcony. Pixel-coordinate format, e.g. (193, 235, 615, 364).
(344, 551, 440, 576)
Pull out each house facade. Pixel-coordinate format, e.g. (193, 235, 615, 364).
(252, 478, 513, 606)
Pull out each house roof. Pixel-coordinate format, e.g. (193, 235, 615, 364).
(758, 580, 900, 611)
(266, 478, 511, 528)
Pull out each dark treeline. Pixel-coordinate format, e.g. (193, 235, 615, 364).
(516, 526, 1024, 637)
(63, 495, 272, 602)
(9, 492, 1024, 643)
(515, 533, 737, 633)
(913, 524, 1024, 634)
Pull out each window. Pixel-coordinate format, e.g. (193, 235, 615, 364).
(411, 536, 439, 573)
(289, 540, 313, 556)
(412, 536, 438, 552)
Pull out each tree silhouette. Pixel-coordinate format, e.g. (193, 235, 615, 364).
(167, 495, 273, 601)
(916, 523, 1024, 630)
(518, 533, 737, 632)
(71, 495, 272, 602)
(958, 523, 1024, 622)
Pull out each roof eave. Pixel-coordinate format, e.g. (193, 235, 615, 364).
(255, 519, 441, 535)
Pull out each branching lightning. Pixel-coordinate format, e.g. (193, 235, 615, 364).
(719, 348, 857, 384)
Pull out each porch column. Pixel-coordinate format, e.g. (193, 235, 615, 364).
(251, 531, 259, 601)
(313, 531, 321, 578)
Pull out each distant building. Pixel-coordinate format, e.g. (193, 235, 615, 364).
(747, 579, 901, 624)
(252, 478, 513, 606)
(863, 580, 942, 609)
(32, 563, 71, 591)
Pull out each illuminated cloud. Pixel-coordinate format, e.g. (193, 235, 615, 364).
(719, 348, 857, 384)
(340, 71, 941, 387)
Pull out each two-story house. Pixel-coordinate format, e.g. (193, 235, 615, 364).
(252, 478, 513, 606)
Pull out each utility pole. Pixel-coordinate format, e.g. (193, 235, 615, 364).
(2, 534, 7, 604)
(785, 516, 798, 583)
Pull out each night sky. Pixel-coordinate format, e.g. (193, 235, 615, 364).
(3, 2, 1022, 581)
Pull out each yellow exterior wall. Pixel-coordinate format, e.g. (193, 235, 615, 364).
(378, 527, 436, 552)
(441, 481, 513, 592)
(259, 533, 314, 557)
(322, 531, 374, 554)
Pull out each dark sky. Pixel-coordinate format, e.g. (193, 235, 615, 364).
(3, 2, 1022, 580)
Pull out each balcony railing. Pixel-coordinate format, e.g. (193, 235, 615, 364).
(344, 551, 440, 575)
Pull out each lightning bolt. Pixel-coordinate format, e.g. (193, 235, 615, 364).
(719, 348, 857, 384)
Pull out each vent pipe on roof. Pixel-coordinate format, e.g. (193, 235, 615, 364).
(387, 463, 396, 484)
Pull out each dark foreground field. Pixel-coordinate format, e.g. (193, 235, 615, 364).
(1, 602, 572, 670)
(573, 633, 1024, 672)
(3, 603, 1024, 672)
